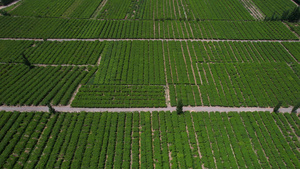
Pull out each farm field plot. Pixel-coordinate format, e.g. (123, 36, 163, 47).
(0, 40, 106, 64)
(95, 0, 254, 20)
(71, 85, 166, 108)
(0, 16, 298, 40)
(94, 41, 165, 85)
(169, 63, 300, 107)
(1, 41, 299, 108)
(286, 22, 300, 36)
(282, 42, 300, 62)
(10, 0, 103, 18)
(6, 0, 297, 21)
(0, 111, 299, 169)
(251, 0, 297, 17)
(0, 64, 97, 106)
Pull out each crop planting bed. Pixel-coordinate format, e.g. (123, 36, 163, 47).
(0, 40, 106, 64)
(71, 85, 166, 108)
(0, 111, 299, 168)
(0, 17, 298, 40)
(0, 65, 97, 106)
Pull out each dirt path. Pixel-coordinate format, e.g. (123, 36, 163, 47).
(91, 0, 108, 19)
(0, 38, 299, 42)
(239, 0, 265, 20)
(0, 105, 298, 113)
(0, 0, 21, 10)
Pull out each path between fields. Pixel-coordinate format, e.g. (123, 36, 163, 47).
(0, 38, 299, 42)
(0, 0, 21, 10)
(0, 105, 299, 113)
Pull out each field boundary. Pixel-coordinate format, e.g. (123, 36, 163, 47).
(0, 105, 299, 113)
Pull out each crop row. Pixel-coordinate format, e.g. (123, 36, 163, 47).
(0, 65, 97, 106)
(94, 41, 165, 85)
(10, 0, 102, 18)
(71, 85, 167, 108)
(0, 111, 299, 168)
(0, 17, 297, 39)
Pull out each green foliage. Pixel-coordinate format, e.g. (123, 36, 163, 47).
(71, 85, 166, 108)
(0, 111, 299, 168)
(22, 54, 34, 69)
(265, 7, 300, 22)
(292, 102, 300, 113)
(273, 101, 283, 112)
(0, 65, 89, 106)
(176, 99, 183, 114)
(0, 10, 10, 16)
(47, 103, 56, 114)
(0, 17, 297, 40)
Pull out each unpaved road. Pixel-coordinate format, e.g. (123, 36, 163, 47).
(0, 0, 21, 10)
(0, 105, 299, 113)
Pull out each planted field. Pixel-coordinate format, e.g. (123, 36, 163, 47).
(0, 40, 106, 64)
(0, 111, 299, 168)
(10, 0, 103, 18)
(0, 65, 97, 106)
(94, 41, 165, 85)
(0, 17, 298, 40)
(251, 0, 297, 17)
(1, 40, 299, 108)
(71, 85, 166, 108)
(95, 0, 254, 20)
(169, 63, 300, 107)
(282, 42, 300, 62)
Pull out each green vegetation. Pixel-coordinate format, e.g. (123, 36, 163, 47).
(0, 65, 97, 106)
(71, 85, 166, 108)
(0, 40, 106, 64)
(0, 111, 299, 168)
(0, 17, 297, 40)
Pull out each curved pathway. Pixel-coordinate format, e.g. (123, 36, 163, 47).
(0, 105, 298, 113)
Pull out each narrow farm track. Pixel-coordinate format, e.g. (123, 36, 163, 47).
(0, 0, 21, 10)
(0, 38, 299, 42)
(0, 105, 299, 113)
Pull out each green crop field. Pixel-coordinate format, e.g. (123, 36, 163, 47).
(0, 0, 299, 168)
(0, 111, 299, 168)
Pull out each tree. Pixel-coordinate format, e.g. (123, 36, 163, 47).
(0, 10, 10, 16)
(176, 98, 183, 115)
(273, 101, 283, 113)
(291, 102, 300, 113)
(22, 54, 34, 69)
(47, 103, 56, 114)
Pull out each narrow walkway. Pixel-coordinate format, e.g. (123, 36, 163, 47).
(0, 38, 299, 42)
(0, 105, 298, 113)
(0, 0, 21, 10)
